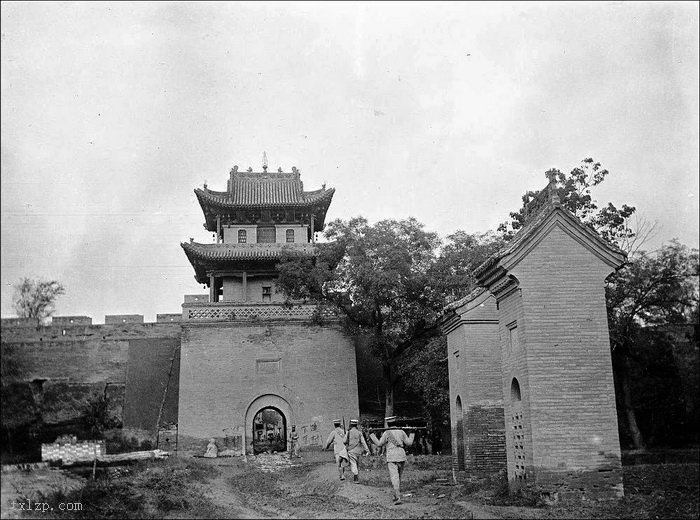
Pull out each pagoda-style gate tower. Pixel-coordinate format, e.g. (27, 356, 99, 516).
(178, 163, 359, 455)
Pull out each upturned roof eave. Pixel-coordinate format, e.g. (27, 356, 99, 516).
(195, 188, 335, 232)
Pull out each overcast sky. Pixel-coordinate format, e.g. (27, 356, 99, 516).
(2, 1, 698, 322)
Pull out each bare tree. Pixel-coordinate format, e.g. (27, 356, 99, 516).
(12, 277, 65, 323)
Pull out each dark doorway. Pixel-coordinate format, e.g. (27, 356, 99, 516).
(456, 395, 465, 470)
(252, 407, 287, 454)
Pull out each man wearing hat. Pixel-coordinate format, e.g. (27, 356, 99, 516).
(345, 419, 370, 483)
(369, 416, 415, 505)
(324, 419, 349, 480)
(289, 425, 300, 458)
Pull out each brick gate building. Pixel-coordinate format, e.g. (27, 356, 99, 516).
(177, 164, 359, 454)
(443, 182, 626, 499)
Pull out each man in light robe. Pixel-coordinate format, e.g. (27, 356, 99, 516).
(369, 416, 415, 505)
(345, 419, 370, 483)
(324, 419, 348, 480)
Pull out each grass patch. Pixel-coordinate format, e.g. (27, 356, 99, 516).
(13, 457, 224, 519)
(457, 463, 699, 519)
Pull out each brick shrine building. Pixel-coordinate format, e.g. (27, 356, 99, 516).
(443, 182, 626, 499)
(177, 164, 360, 454)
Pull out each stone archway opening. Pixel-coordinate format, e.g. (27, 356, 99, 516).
(252, 406, 287, 454)
(455, 395, 465, 470)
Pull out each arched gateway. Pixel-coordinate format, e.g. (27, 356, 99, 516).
(245, 394, 293, 455)
(176, 163, 359, 456)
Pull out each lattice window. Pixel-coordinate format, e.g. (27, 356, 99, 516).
(257, 226, 276, 243)
(238, 230, 247, 243)
(185, 304, 337, 321)
(511, 377, 526, 480)
(286, 229, 295, 243)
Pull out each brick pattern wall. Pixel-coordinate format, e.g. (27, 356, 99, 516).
(501, 223, 624, 498)
(177, 321, 359, 454)
(446, 292, 506, 475)
(498, 289, 535, 484)
(41, 439, 106, 463)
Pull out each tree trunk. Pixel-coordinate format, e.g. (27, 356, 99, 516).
(616, 352, 646, 450)
(383, 363, 396, 427)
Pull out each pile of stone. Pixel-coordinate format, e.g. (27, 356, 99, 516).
(41, 436, 106, 464)
(250, 452, 296, 473)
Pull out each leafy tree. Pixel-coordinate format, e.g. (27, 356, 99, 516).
(12, 278, 65, 322)
(498, 158, 637, 249)
(606, 240, 699, 448)
(432, 230, 505, 304)
(277, 217, 444, 422)
(397, 335, 449, 429)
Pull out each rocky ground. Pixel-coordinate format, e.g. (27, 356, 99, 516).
(1, 453, 697, 519)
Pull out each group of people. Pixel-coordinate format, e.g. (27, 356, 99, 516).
(323, 416, 415, 505)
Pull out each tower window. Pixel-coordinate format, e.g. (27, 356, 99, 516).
(286, 229, 295, 243)
(238, 230, 247, 243)
(262, 286, 272, 302)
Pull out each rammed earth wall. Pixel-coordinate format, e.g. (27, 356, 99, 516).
(0, 320, 181, 453)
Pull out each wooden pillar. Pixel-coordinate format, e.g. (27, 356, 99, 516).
(209, 275, 216, 302)
(310, 214, 315, 243)
(242, 272, 247, 302)
(216, 216, 221, 244)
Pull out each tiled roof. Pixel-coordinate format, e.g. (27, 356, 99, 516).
(195, 170, 335, 208)
(443, 287, 488, 313)
(182, 242, 316, 261)
(181, 241, 317, 284)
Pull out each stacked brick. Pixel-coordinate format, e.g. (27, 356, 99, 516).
(444, 189, 627, 500)
(41, 438, 106, 464)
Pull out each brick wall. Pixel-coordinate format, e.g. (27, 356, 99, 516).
(178, 321, 359, 454)
(445, 291, 506, 475)
(507, 225, 623, 497)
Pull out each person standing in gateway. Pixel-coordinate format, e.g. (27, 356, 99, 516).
(324, 419, 349, 480)
(345, 419, 370, 483)
(369, 416, 415, 505)
(289, 425, 300, 458)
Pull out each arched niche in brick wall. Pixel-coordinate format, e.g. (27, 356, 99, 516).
(244, 393, 294, 455)
(455, 395, 465, 471)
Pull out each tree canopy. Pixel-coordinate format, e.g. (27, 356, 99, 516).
(277, 216, 445, 420)
(498, 158, 637, 249)
(12, 278, 65, 322)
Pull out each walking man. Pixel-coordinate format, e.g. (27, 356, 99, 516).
(345, 419, 370, 483)
(289, 425, 300, 458)
(324, 419, 349, 480)
(369, 416, 415, 505)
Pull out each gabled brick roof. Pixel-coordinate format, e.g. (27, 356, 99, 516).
(474, 199, 627, 284)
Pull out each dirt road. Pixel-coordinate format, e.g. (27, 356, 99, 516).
(208, 454, 532, 519)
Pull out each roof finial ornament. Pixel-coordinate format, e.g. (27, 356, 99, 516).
(203, 180, 207, 189)
(278, 167, 283, 173)
(247, 166, 253, 172)
(262, 151, 268, 172)
(231, 165, 238, 174)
